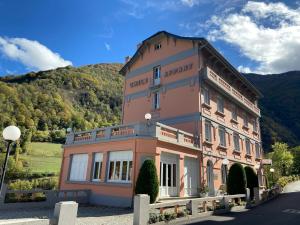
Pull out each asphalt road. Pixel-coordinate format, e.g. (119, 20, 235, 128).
(189, 181, 300, 225)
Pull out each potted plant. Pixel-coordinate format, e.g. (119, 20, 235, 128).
(218, 184, 227, 195)
(199, 185, 209, 197)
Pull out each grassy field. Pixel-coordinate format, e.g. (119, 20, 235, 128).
(20, 142, 63, 173)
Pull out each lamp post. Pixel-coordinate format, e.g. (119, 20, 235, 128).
(145, 113, 152, 126)
(0, 126, 21, 195)
(270, 168, 275, 187)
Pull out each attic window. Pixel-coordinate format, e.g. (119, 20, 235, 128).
(154, 43, 162, 50)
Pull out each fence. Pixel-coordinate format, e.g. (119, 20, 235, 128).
(134, 193, 247, 225)
(0, 184, 90, 210)
(134, 186, 282, 225)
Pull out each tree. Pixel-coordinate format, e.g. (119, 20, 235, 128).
(244, 166, 258, 199)
(135, 159, 159, 203)
(290, 146, 300, 175)
(271, 142, 294, 176)
(227, 163, 247, 195)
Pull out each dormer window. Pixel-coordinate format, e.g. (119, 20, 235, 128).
(154, 43, 162, 50)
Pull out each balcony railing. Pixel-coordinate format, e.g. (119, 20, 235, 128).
(65, 122, 200, 149)
(204, 67, 261, 116)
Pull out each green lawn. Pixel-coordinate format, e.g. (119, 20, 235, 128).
(20, 142, 63, 173)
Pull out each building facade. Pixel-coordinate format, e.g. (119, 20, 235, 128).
(59, 31, 264, 207)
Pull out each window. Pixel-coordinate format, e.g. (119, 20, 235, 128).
(255, 143, 261, 158)
(253, 119, 258, 132)
(153, 92, 160, 109)
(203, 88, 210, 105)
(232, 105, 237, 121)
(217, 96, 224, 114)
(221, 164, 228, 184)
(233, 133, 240, 151)
(69, 154, 88, 181)
(92, 153, 103, 181)
(153, 66, 161, 85)
(154, 43, 161, 50)
(108, 151, 133, 183)
(205, 121, 212, 142)
(243, 114, 248, 128)
(246, 139, 251, 155)
(219, 127, 226, 147)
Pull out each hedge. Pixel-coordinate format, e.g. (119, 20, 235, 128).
(135, 159, 159, 203)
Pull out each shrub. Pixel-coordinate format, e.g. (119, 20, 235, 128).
(135, 159, 159, 204)
(227, 163, 247, 195)
(277, 175, 300, 188)
(244, 166, 259, 199)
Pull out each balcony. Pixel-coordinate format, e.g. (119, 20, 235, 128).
(65, 122, 200, 150)
(203, 67, 261, 116)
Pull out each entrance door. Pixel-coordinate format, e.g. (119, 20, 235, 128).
(160, 153, 178, 197)
(184, 157, 199, 196)
(207, 160, 215, 196)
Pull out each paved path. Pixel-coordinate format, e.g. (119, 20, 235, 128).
(0, 206, 132, 225)
(189, 181, 300, 225)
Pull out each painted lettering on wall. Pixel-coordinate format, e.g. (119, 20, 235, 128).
(130, 78, 149, 88)
(164, 63, 193, 77)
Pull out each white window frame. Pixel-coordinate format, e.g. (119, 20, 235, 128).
(107, 151, 133, 183)
(255, 143, 260, 158)
(203, 88, 210, 105)
(92, 153, 103, 182)
(204, 121, 212, 143)
(217, 96, 224, 114)
(153, 66, 161, 80)
(153, 92, 160, 109)
(246, 139, 251, 155)
(69, 154, 88, 182)
(154, 43, 162, 50)
(253, 119, 258, 132)
(233, 133, 240, 151)
(218, 127, 226, 147)
(232, 105, 238, 121)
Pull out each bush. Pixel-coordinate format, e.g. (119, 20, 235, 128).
(277, 175, 300, 188)
(135, 159, 159, 204)
(227, 163, 247, 195)
(244, 166, 259, 199)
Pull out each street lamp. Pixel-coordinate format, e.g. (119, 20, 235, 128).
(222, 158, 229, 165)
(270, 168, 275, 187)
(145, 113, 152, 126)
(0, 126, 21, 195)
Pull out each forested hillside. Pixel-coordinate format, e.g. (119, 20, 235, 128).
(0, 63, 123, 152)
(1, 63, 299, 153)
(244, 71, 300, 151)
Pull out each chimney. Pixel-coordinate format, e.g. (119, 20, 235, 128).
(125, 56, 131, 63)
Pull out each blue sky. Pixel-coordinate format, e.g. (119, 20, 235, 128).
(0, 0, 299, 76)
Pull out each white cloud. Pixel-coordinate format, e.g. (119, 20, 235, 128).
(237, 65, 252, 73)
(206, 1, 300, 74)
(104, 43, 111, 51)
(181, 0, 200, 7)
(0, 37, 72, 71)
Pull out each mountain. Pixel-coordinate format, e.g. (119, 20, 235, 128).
(1, 64, 299, 152)
(244, 71, 300, 151)
(0, 63, 124, 150)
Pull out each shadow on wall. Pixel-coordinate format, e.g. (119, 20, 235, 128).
(189, 192, 300, 225)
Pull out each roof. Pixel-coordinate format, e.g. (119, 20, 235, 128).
(119, 31, 262, 98)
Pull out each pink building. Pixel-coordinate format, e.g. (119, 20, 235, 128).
(59, 31, 264, 207)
